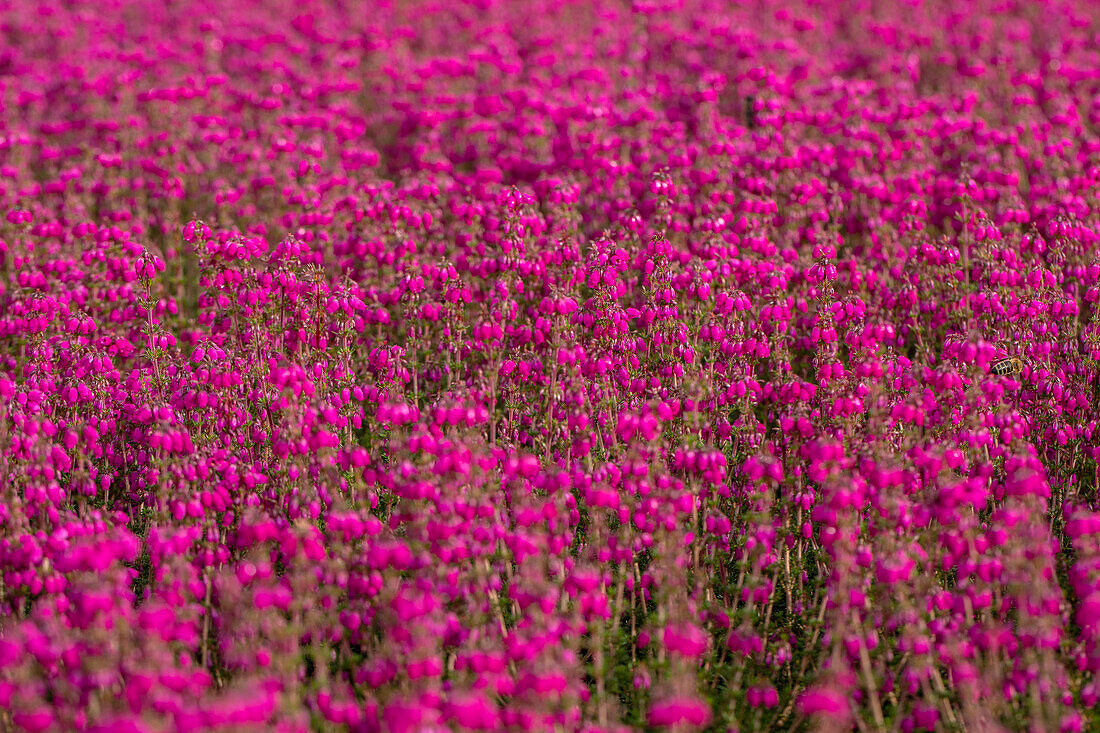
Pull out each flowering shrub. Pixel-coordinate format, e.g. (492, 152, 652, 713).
(2, 0, 1100, 730)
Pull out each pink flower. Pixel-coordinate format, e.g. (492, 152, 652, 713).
(647, 696, 711, 728)
(798, 687, 849, 719)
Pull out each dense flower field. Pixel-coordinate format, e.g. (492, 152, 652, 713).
(2, 0, 1100, 730)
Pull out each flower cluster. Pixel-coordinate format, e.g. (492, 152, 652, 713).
(1, 0, 1100, 731)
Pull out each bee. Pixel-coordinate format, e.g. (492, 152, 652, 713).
(989, 357, 1026, 377)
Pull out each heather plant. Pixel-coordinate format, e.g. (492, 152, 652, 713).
(4, 0, 1100, 731)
